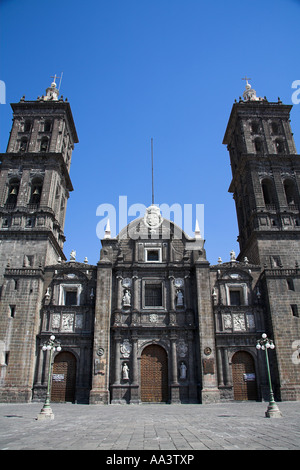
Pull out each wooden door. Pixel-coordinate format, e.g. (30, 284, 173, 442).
(232, 351, 257, 400)
(51, 352, 76, 402)
(141, 345, 168, 402)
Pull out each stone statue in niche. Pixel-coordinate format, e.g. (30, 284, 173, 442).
(179, 362, 187, 380)
(122, 363, 129, 380)
(176, 289, 184, 307)
(122, 289, 131, 307)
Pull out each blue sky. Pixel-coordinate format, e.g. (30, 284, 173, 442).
(1, 0, 300, 265)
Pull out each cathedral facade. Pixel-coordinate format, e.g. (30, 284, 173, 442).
(0, 80, 299, 405)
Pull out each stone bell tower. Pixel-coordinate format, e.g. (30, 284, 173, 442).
(223, 80, 300, 401)
(223, 79, 300, 268)
(0, 78, 78, 402)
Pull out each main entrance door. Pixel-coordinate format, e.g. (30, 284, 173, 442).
(232, 351, 257, 400)
(141, 345, 168, 403)
(51, 352, 76, 402)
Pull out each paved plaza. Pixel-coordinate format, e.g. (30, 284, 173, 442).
(0, 401, 299, 451)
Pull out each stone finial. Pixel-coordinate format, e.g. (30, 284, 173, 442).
(104, 219, 111, 239)
(242, 77, 263, 102)
(194, 219, 202, 239)
(43, 74, 62, 101)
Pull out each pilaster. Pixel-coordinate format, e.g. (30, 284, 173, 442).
(195, 261, 220, 403)
(90, 259, 112, 404)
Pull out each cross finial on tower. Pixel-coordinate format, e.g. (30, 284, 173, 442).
(242, 76, 251, 86)
(50, 73, 63, 90)
(241, 76, 262, 102)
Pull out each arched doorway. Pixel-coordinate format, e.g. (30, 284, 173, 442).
(51, 352, 76, 403)
(141, 345, 168, 403)
(232, 351, 257, 400)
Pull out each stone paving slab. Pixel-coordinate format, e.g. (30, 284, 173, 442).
(0, 401, 299, 451)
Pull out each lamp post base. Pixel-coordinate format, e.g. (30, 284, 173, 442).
(265, 401, 282, 418)
(37, 404, 54, 420)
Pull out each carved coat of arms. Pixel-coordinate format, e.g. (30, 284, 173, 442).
(120, 339, 132, 358)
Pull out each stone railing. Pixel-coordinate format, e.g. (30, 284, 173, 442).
(4, 267, 44, 278)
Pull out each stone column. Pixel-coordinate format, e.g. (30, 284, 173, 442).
(216, 347, 224, 387)
(43, 349, 51, 387)
(90, 254, 113, 404)
(170, 332, 180, 403)
(184, 275, 191, 310)
(132, 274, 139, 311)
(35, 344, 45, 386)
(187, 331, 198, 403)
(116, 274, 123, 311)
(223, 348, 231, 386)
(131, 335, 138, 385)
(195, 263, 220, 404)
(130, 333, 140, 404)
(17, 169, 30, 207)
(170, 334, 178, 385)
(114, 333, 121, 385)
(169, 276, 175, 311)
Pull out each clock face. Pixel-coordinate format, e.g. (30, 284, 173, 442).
(174, 278, 184, 288)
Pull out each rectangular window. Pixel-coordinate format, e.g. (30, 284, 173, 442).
(145, 247, 161, 262)
(5, 352, 9, 366)
(147, 250, 159, 261)
(145, 284, 162, 307)
(65, 291, 78, 306)
(9, 305, 16, 318)
(287, 279, 295, 291)
(59, 284, 82, 306)
(230, 290, 241, 306)
(291, 304, 299, 317)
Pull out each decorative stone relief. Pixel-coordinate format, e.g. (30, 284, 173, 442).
(52, 313, 60, 329)
(97, 347, 104, 357)
(143, 205, 163, 232)
(233, 313, 246, 331)
(223, 314, 232, 330)
(204, 347, 212, 356)
(174, 278, 184, 288)
(177, 339, 188, 357)
(122, 278, 132, 288)
(246, 313, 255, 330)
(149, 313, 158, 323)
(61, 313, 74, 332)
(75, 314, 83, 329)
(120, 339, 132, 358)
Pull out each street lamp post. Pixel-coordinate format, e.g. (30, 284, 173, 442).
(37, 335, 61, 420)
(256, 333, 282, 418)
